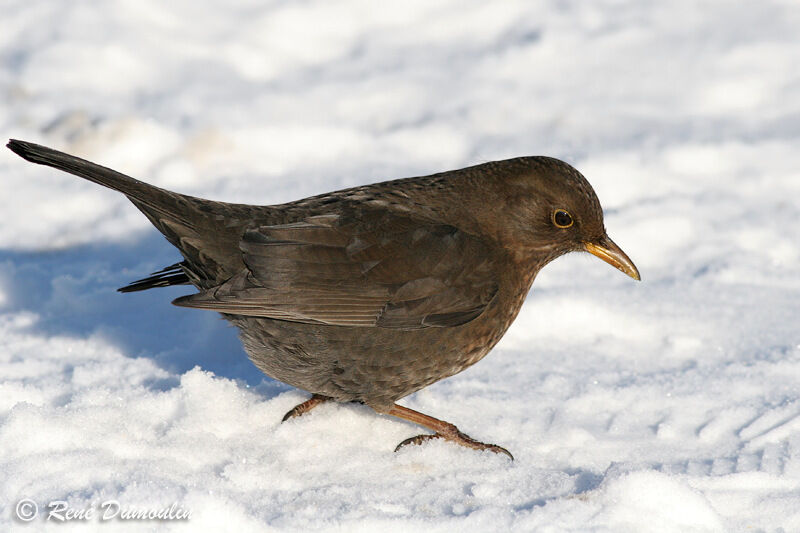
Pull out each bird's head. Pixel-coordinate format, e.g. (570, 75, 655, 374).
(481, 156, 640, 281)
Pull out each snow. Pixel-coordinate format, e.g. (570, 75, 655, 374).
(1, 0, 799, 531)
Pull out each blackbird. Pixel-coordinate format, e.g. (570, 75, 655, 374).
(7, 139, 639, 459)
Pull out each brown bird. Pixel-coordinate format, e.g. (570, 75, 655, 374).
(7, 139, 639, 459)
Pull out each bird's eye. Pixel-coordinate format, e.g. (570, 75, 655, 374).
(552, 210, 573, 228)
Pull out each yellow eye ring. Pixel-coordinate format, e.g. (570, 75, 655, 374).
(552, 209, 573, 228)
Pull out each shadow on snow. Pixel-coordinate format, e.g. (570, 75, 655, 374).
(0, 232, 282, 391)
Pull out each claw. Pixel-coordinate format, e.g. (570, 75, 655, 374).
(394, 434, 439, 451)
(394, 431, 514, 460)
(281, 394, 331, 422)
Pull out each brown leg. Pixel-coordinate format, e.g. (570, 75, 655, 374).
(281, 394, 332, 422)
(387, 404, 513, 460)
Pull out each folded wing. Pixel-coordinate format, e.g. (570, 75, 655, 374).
(173, 208, 498, 329)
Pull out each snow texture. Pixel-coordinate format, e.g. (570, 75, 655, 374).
(1, 1, 799, 531)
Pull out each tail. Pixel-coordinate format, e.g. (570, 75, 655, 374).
(7, 139, 252, 290)
(7, 139, 180, 212)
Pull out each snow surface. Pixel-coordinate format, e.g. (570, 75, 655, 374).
(1, 1, 799, 531)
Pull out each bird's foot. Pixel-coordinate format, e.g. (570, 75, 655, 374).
(394, 431, 513, 459)
(281, 394, 331, 422)
(388, 403, 513, 460)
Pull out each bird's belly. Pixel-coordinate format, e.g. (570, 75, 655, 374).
(224, 306, 514, 411)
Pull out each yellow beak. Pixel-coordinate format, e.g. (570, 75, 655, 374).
(584, 237, 641, 281)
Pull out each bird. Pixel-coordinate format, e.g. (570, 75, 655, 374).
(7, 139, 639, 459)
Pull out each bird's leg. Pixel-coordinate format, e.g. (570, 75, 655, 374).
(281, 394, 332, 422)
(388, 404, 513, 460)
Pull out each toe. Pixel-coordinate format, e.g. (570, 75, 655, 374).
(394, 434, 438, 452)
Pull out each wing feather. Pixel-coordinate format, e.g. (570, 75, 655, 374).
(173, 208, 498, 329)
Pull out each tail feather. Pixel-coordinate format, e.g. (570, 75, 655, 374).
(7, 139, 251, 289)
(118, 262, 191, 293)
(7, 139, 179, 209)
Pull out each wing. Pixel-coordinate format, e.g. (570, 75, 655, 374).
(172, 208, 499, 329)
